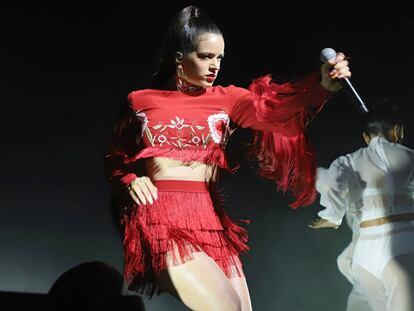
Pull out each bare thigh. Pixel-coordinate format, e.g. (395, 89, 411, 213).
(382, 253, 414, 311)
(355, 253, 414, 311)
(353, 265, 387, 311)
(157, 251, 243, 311)
(229, 275, 252, 311)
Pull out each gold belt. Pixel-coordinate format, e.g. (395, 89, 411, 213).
(360, 213, 414, 228)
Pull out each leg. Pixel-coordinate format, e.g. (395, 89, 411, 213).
(157, 251, 242, 311)
(382, 253, 414, 311)
(337, 242, 356, 284)
(345, 285, 373, 311)
(229, 275, 252, 311)
(353, 265, 387, 311)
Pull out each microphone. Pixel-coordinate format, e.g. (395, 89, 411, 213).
(320, 47, 369, 113)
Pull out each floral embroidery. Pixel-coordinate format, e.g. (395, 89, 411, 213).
(192, 136, 201, 145)
(140, 115, 220, 149)
(170, 117, 187, 130)
(157, 135, 167, 145)
(137, 112, 231, 149)
(207, 112, 230, 144)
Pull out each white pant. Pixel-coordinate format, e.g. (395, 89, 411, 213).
(337, 242, 372, 311)
(353, 221, 414, 279)
(352, 221, 414, 310)
(354, 254, 414, 311)
(346, 285, 372, 311)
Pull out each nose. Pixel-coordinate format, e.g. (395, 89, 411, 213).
(210, 59, 220, 72)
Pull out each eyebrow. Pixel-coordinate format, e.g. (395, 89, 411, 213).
(198, 52, 225, 57)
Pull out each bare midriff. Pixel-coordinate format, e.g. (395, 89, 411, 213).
(145, 157, 217, 182)
(360, 213, 414, 228)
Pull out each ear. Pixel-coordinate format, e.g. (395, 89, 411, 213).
(363, 132, 370, 145)
(393, 124, 403, 142)
(175, 51, 183, 66)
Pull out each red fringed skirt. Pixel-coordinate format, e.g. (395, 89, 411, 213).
(120, 180, 249, 296)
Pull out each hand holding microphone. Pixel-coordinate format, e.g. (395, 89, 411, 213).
(320, 47, 369, 113)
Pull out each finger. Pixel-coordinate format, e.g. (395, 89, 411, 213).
(335, 52, 346, 62)
(129, 190, 141, 205)
(134, 186, 147, 205)
(145, 180, 158, 200)
(330, 69, 351, 80)
(140, 183, 154, 204)
(334, 60, 349, 70)
(327, 58, 336, 65)
(336, 67, 351, 79)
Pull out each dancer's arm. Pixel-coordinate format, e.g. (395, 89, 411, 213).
(309, 217, 339, 229)
(104, 97, 158, 205)
(311, 156, 357, 228)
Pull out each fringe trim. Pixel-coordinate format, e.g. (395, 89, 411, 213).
(120, 189, 249, 297)
(248, 74, 327, 208)
(252, 131, 317, 208)
(123, 146, 229, 169)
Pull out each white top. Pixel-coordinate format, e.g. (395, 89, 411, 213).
(316, 136, 414, 226)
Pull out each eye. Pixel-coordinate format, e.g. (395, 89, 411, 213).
(198, 53, 210, 60)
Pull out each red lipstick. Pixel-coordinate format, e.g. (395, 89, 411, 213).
(206, 75, 216, 83)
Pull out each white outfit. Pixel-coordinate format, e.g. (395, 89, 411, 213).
(316, 169, 371, 311)
(317, 136, 414, 311)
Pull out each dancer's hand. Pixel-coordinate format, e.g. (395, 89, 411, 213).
(127, 176, 158, 205)
(320, 52, 351, 92)
(308, 217, 339, 229)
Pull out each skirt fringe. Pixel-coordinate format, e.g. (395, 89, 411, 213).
(119, 180, 249, 296)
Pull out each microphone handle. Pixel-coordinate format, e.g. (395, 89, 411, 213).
(341, 77, 369, 113)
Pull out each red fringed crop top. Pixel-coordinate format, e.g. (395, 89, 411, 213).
(105, 73, 332, 208)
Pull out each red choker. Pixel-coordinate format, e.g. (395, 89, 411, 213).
(175, 75, 204, 93)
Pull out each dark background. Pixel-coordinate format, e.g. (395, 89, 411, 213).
(1, 1, 413, 310)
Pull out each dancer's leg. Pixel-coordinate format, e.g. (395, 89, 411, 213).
(353, 265, 387, 311)
(157, 251, 242, 311)
(229, 275, 252, 311)
(382, 253, 414, 311)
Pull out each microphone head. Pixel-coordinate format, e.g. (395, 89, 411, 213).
(320, 47, 337, 62)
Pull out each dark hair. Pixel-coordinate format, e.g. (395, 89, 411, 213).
(363, 100, 402, 136)
(149, 5, 222, 89)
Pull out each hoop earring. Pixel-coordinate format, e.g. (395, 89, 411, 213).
(178, 67, 184, 78)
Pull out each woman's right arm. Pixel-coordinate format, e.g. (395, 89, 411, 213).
(104, 97, 141, 190)
(104, 96, 157, 205)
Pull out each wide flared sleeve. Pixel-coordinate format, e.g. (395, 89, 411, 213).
(316, 155, 359, 226)
(104, 95, 144, 192)
(228, 72, 333, 208)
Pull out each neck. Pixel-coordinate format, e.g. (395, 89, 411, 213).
(175, 75, 204, 93)
(368, 134, 397, 145)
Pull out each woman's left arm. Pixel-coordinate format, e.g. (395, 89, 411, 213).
(226, 52, 351, 208)
(229, 52, 350, 135)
